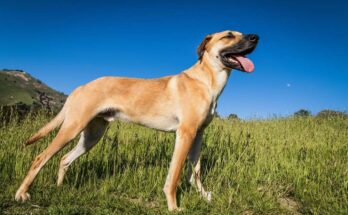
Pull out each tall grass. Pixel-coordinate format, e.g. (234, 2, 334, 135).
(0, 111, 347, 214)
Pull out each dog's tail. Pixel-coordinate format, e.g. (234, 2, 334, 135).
(24, 108, 66, 146)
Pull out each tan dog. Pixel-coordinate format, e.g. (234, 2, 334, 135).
(15, 30, 259, 211)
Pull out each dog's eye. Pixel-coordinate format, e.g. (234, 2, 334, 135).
(221, 34, 235, 40)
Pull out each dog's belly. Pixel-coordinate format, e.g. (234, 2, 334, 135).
(98, 109, 179, 132)
(136, 115, 179, 132)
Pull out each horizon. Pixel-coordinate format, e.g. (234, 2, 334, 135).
(2, 68, 345, 120)
(1, 0, 347, 118)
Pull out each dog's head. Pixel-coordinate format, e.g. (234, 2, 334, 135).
(197, 30, 259, 72)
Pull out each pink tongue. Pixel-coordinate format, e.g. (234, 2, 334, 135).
(235, 55, 254, 72)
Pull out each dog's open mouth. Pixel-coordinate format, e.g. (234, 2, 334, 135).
(222, 54, 254, 73)
(219, 34, 258, 73)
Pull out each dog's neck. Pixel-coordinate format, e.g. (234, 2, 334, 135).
(184, 53, 232, 101)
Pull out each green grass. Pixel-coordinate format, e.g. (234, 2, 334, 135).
(0, 112, 347, 214)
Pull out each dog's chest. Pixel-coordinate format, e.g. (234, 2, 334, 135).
(202, 101, 217, 127)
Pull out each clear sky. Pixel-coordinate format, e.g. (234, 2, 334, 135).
(1, 0, 347, 118)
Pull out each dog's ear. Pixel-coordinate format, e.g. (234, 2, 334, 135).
(197, 34, 212, 61)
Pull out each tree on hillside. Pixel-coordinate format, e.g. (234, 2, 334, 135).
(316, 109, 347, 119)
(294, 109, 311, 117)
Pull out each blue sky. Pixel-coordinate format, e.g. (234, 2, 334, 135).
(0, 0, 347, 118)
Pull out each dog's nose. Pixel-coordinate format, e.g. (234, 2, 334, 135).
(246, 34, 259, 43)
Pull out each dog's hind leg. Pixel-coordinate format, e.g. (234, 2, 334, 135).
(57, 117, 108, 186)
(15, 116, 91, 201)
(188, 130, 211, 201)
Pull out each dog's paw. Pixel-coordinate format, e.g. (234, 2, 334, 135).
(15, 189, 30, 202)
(205, 191, 212, 202)
(176, 207, 184, 212)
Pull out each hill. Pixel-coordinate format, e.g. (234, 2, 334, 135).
(0, 69, 66, 110)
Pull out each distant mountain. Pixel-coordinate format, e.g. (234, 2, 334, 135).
(0, 69, 67, 110)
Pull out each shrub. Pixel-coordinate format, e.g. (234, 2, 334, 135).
(294, 109, 311, 117)
(227, 113, 239, 120)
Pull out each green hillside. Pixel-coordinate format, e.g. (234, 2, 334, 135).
(0, 69, 66, 109)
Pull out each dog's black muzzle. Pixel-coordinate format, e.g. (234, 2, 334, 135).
(221, 34, 259, 56)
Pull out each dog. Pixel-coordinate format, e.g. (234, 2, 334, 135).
(15, 30, 259, 211)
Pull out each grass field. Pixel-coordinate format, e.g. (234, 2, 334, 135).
(0, 111, 347, 214)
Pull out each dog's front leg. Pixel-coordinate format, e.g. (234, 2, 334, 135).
(188, 130, 211, 201)
(163, 125, 196, 211)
